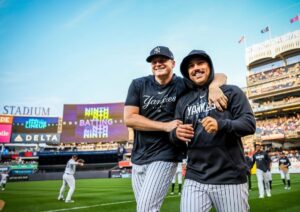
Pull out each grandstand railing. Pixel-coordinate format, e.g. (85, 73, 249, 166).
(252, 98, 300, 113)
(247, 63, 300, 86)
(247, 79, 300, 100)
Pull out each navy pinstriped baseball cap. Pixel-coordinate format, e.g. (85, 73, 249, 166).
(146, 46, 174, 62)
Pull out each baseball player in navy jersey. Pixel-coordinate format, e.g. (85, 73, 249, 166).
(278, 151, 291, 189)
(124, 46, 228, 212)
(171, 50, 256, 212)
(252, 144, 271, 198)
(170, 162, 183, 195)
(0, 171, 9, 191)
(58, 155, 84, 203)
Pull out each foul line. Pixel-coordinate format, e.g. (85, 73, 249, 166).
(42, 179, 300, 212)
(41, 200, 134, 212)
(42, 196, 178, 212)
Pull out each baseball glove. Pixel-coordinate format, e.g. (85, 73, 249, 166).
(279, 164, 288, 173)
(77, 159, 85, 163)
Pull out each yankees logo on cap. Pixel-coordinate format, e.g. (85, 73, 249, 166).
(154, 47, 160, 54)
(146, 46, 174, 62)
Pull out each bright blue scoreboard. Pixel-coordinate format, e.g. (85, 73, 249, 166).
(11, 116, 60, 143)
(12, 117, 58, 133)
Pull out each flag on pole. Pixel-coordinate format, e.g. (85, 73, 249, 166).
(290, 15, 299, 24)
(261, 26, 269, 33)
(238, 36, 245, 44)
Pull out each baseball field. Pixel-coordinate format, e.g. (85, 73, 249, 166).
(0, 174, 299, 212)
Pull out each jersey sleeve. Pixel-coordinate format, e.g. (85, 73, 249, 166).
(69, 160, 78, 165)
(125, 79, 141, 107)
(287, 158, 291, 167)
(170, 97, 186, 143)
(217, 86, 256, 137)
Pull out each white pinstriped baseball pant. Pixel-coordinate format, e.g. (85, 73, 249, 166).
(181, 179, 249, 212)
(132, 161, 177, 212)
(280, 170, 290, 180)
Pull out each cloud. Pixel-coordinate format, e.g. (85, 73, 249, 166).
(63, 0, 109, 29)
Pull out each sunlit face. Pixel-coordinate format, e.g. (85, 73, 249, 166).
(255, 145, 261, 151)
(151, 56, 175, 78)
(187, 58, 210, 86)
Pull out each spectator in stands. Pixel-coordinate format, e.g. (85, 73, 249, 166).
(124, 46, 227, 212)
(58, 155, 84, 203)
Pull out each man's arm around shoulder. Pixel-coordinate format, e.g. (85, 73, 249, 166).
(124, 106, 181, 132)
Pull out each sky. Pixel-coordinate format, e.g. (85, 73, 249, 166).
(0, 0, 300, 116)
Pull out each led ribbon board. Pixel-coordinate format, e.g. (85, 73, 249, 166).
(11, 116, 60, 143)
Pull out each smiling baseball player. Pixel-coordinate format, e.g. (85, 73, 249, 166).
(124, 46, 228, 212)
(172, 50, 256, 212)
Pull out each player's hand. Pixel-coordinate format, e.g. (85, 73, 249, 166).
(201, 117, 218, 133)
(208, 86, 228, 111)
(176, 124, 194, 142)
(164, 120, 183, 132)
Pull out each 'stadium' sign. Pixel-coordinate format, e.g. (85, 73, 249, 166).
(0, 115, 13, 143)
(61, 103, 129, 143)
(11, 116, 60, 144)
(2, 105, 50, 116)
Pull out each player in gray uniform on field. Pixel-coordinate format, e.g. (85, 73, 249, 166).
(58, 155, 84, 203)
(251, 144, 271, 198)
(124, 46, 228, 212)
(278, 151, 291, 189)
(172, 50, 256, 212)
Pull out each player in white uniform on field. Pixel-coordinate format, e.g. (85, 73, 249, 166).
(170, 162, 183, 195)
(58, 155, 84, 203)
(0, 171, 9, 191)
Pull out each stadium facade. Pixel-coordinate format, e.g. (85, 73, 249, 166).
(244, 30, 300, 151)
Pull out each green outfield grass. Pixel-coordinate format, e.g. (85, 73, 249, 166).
(0, 174, 299, 211)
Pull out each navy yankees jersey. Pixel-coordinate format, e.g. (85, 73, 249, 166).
(172, 52, 256, 184)
(252, 151, 271, 172)
(125, 74, 187, 165)
(173, 85, 255, 184)
(279, 156, 291, 167)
